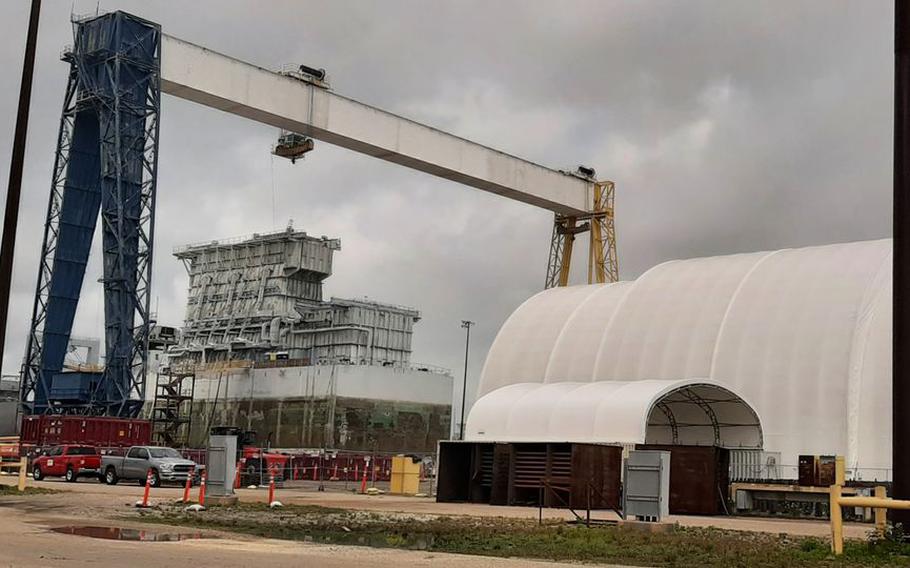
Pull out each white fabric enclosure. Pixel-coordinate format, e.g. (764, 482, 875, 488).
(468, 379, 763, 448)
(469, 239, 892, 478)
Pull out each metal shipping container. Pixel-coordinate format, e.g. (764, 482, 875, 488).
(19, 415, 151, 448)
(436, 441, 622, 510)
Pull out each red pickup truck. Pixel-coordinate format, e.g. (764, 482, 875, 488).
(32, 445, 102, 482)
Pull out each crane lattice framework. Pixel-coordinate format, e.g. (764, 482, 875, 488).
(545, 181, 618, 288)
(19, 10, 616, 417)
(21, 12, 160, 416)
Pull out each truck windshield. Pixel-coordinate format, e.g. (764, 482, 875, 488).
(148, 448, 182, 459)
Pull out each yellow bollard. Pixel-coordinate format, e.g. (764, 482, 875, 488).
(830, 484, 844, 555)
(17, 457, 27, 492)
(874, 486, 887, 533)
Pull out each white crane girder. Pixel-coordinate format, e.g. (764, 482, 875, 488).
(159, 34, 592, 216)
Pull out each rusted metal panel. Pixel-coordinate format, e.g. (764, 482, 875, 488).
(571, 443, 622, 510)
(489, 443, 513, 506)
(638, 444, 730, 515)
(437, 441, 621, 511)
(799, 454, 819, 486)
(436, 442, 503, 504)
(818, 455, 838, 486)
(470, 443, 494, 503)
(435, 441, 473, 502)
(545, 443, 573, 508)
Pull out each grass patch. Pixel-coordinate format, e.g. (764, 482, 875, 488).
(135, 503, 910, 567)
(0, 484, 59, 496)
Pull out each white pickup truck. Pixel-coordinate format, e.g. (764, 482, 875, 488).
(100, 446, 198, 487)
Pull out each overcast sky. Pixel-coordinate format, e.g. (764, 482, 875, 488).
(0, 1, 894, 421)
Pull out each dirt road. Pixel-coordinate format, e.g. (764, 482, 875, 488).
(0, 477, 644, 567)
(0, 474, 867, 539)
(0, 493, 627, 567)
(0, 510, 596, 567)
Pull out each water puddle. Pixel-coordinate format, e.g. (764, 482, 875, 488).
(51, 526, 212, 542)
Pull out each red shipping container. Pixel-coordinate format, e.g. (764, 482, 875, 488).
(19, 415, 151, 448)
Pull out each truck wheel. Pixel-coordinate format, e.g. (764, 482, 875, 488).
(32, 466, 43, 481)
(148, 469, 161, 488)
(104, 467, 118, 485)
(65, 466, 76, 482)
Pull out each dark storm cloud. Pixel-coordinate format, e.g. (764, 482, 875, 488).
(0, 1, 893, 425)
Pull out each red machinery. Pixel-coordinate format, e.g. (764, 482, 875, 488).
(237, 430, 289, 484)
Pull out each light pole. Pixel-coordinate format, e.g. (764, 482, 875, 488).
(0, 0, 41, 379)
(459, 320, 474, 440)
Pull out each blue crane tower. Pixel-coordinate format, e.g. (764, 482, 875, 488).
(19, 12, 160, 417)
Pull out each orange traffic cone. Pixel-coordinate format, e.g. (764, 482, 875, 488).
(136, 468, 153, 508)
(182, 466, 195, 503)
(198, 470, 207, 507)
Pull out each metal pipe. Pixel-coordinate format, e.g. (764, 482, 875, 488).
(0, 0, 41, 377)
(894, 0, 910, 526)
(837, 496, 910, 509)
(459, 320, 474, 440)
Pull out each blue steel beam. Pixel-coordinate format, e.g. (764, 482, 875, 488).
(21, 11, 160, 417)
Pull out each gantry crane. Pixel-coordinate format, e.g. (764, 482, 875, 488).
(21, 10, 616, 417)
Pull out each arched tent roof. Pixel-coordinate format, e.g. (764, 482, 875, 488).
(467, 379, 762, 448)
(473, 239, 892, 476)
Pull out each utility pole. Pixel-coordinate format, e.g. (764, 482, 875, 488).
(894, 0, 910, 524)
(0, 0, 41, 377)
(459, 320, 474, 440)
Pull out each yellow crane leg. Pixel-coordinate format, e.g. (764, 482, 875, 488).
(588, 181, 618, 285)
(559, 217, 576, 287)
(544, 181, 617, 289)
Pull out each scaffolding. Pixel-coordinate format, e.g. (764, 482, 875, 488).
(150, 367, 195, 447)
